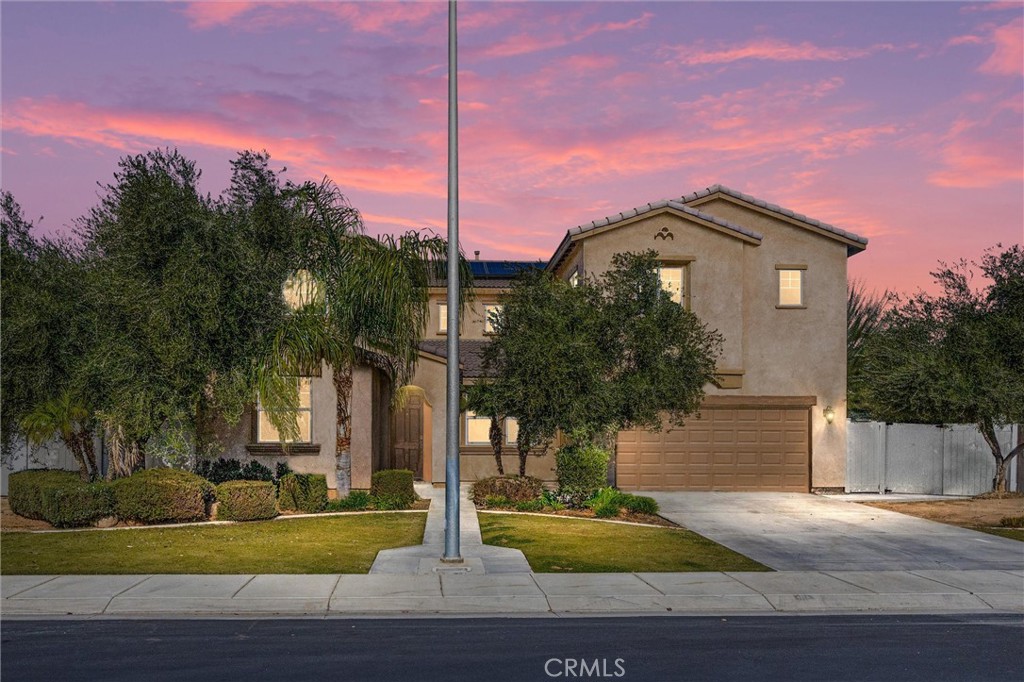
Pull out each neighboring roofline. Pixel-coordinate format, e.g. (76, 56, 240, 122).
(546, 200, 763, 273)
(681, 184, 869, 256)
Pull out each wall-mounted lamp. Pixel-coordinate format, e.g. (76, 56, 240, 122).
(823, 406, 836, 425)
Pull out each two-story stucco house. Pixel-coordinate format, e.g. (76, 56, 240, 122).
(215, 184, 866, 495)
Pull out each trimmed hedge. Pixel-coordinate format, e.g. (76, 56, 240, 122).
(8, 470, 81, 520)
(370, 469, 416, 510)
(471, 475, 544, 506)
(41, 482, 115, 528)
(195, 458, 276, 484)
(278, 473, 328, 513)
(215, 480, 278, 521)
(112, 468, 215, 524)
(556, 445, 609, 508)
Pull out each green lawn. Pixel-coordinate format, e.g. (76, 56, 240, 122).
(479, 513, 770, 573)
(976, 527, 1024, 542)
(1, 513, 426, 574)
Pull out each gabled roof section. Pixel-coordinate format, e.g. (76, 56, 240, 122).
(417, 339, 489, 378)
(546, 200, 762, 273)
(680, 184, 869, 255)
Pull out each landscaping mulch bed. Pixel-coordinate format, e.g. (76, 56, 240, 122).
(859, 492, 1024, 541)
(475, 505, 677, 528)
(0, 498, 53, 532)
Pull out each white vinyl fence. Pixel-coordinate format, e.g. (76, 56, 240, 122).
(847, 421, 1019, 495)
(1, 437, 110, 496)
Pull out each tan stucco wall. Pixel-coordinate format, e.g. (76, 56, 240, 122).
(567, 203, 850, 488)
(410, 355, 557, 484)
(211, 368, 339, 489)
(425, 292, 505, 340)
(349, 365, 375, 490)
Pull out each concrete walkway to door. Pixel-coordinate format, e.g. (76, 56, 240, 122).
(648, 492, 1024, 572)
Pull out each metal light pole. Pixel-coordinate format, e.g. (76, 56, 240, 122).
(443, 0, 462, 562)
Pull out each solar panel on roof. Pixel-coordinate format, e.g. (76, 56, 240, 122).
(467, 261, 543, 278)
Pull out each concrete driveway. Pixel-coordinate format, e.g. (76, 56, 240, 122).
(649, 492, 1024, 571)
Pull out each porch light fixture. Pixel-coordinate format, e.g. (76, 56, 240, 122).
(823, 406, 836, 424)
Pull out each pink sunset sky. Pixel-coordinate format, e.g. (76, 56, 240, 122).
(2, 1, 1022, 295)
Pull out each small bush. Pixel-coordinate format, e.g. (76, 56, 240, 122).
(371, 469, 416, 510)
(241, 460, 274, 482)
(275, 461, 293, 481)
(7, 470, 81, 520)
(622, 494, 659, 516)
(40, 481, 115, 528)
(196, 458, 277, 484)
(515, 499, 545, 512)
(278, 473, 329, 513)
(325, 490, 373, 512)
(556, 445, 609, 508)
(484, 494, 512, 508)
(112, 468, 215, 524)
(539, 489, 566, 511)
(215, 480, 277, 521)
(195, 458, 244, 484)
(471, 475, 544, 505)
(999, 515, 1024, 528)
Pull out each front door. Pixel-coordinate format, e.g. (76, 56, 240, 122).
(390, 395, 424, 478)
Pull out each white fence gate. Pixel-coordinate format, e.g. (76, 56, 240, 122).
(847, 421, 1019, 495)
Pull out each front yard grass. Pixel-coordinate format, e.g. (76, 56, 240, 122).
(1, 513, 426, 574)
(479, 512, 770, 573)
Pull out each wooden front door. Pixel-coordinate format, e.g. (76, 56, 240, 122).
(390, 395, 424, 478)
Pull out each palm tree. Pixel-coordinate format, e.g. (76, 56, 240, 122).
(20, 390, 98, 481)
(255, 179, 471, 495)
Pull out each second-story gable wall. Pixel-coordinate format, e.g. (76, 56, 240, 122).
(425, 291, 506, 340)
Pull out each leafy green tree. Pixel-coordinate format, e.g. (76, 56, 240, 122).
(847, 279, 893, 416)
(1, 192, 94, 465)
(470, 251, 723, 476)
(859, 245, 1024, 492)
(20, 391, 98, 481)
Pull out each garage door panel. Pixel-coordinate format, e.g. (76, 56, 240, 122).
(617, 404, 810, 492)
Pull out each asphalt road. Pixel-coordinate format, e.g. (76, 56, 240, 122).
(2, 614, 1021, 682)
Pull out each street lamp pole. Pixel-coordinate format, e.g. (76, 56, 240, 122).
(443, 0, 462, 562)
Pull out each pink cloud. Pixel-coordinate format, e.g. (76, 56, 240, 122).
(979, 17, 1023, 75)
(664, 38, 897, 65)
(180, 2, 259, 30)
(476, 11, 653, 59)
(180, 1, 443, 36)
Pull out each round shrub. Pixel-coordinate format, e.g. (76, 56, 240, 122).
(556, 445, 609, 508)
(622, 494, 659, 516)
(41, 481, 114, 528)
(215, 480, 278, 521)
(471, 475, 544, 506)
(112, 468, 214, 524)
(370, 469, 417, 510)
(8, 470, 81, 520)
(278, 473, 329, 513)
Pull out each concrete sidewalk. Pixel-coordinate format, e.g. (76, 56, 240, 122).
(2, 569, 1021, 617)
(369, 483, 531, 575)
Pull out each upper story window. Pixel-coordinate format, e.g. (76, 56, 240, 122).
(257, 378, 312, 443)
(568, 270, 579, 287)
(438, 303, 448, 333)
(283, 270, 319, 310)
(776, 265, 807, 308)
(655, 263, 689, 308)
(484, 304, 502, 334)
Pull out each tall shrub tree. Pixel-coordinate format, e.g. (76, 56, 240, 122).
(469, 251, 722, 476)
(859, 245, 1024, 492)
(847, 279, 892, 417)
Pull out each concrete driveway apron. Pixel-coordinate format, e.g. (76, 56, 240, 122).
(648, 492, 1024, 571)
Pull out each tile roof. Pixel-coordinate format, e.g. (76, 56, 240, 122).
(678, 184, 869, 247)
(547, 184, 869, 271)
(417, 339, 490, 378)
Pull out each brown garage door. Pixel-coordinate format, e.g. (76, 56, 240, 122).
(616, 397, 813, 492)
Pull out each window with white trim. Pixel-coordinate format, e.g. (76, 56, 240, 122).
(257, 378, 312, 443)
(438, 303, 448, 333)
